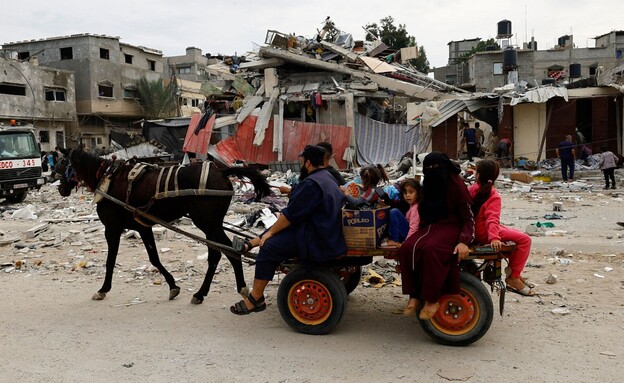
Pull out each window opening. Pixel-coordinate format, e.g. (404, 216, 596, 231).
(60, 47, 73, 60)
(0, 83, 27, 96)
(98, 84, 113, 98)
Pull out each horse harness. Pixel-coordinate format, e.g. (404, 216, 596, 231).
(93, 160, 235, 226)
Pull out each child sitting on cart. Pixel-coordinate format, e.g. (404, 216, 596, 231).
(342, 165, 388, 209)
(384, 178, 421, 248)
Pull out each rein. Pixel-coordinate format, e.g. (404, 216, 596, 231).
(94, 189, 244, 261)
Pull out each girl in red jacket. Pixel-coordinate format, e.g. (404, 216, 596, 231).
(469, 159, 535, 296)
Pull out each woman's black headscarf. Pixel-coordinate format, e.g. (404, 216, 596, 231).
(418, 152, 461, 225)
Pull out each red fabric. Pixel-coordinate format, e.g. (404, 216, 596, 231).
(213, 116, 352, 168)
(468, 183, 531, 277)
(183, 113, 214, 154)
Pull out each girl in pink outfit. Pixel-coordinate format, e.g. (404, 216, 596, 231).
(469, 159, 535, 296)
(386, 178, 421, 248)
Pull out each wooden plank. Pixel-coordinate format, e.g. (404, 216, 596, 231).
(264, 68, 278, 94)
(235, 96, 263, 123)
(214, 115, 238, 130)
(239, 57, 284, 70)
(25, 223, 49, 239)
(319, 40, 359, 61)
(253, 88, 280, 146)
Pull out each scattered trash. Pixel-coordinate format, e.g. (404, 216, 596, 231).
(551, 307, 570, 315)
(599, 351, 616, 357)
(553, 202, 564, 211)
(364, 268, 386, 288)
(594, 273, 605, 278)
(535, 221, 555, 228)
(604, 267, 613, 272)
(11, 204, 38, 220)
(543, 213, 563, 220)
(546, 273, 558, 284)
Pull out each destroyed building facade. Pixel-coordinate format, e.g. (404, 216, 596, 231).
(0, 55, 76, 151)
(2, 34, 164, 150)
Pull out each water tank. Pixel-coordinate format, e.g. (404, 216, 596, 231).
(502, 48, 518, 69)
(569, 63, 581, 78)
(497, 20, 512, 37)
(527, 40, 538, 50)
(542, 78, 556, 85)
(558, 35, 570, 48)
(485, 45, 497, 51)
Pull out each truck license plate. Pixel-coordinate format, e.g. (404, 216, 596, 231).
(13, 183, 28, 189)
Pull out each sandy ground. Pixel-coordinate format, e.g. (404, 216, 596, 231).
(1, 177, 624, 383)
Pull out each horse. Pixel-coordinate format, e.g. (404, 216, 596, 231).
(57, 147, 271, 304)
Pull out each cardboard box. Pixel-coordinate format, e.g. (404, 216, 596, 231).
(509, 172, 534, 184)
(342, 207, 390, 249)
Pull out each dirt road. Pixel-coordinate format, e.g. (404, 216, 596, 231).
(1, 181, 623, 382)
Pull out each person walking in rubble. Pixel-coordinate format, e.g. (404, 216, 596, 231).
(496, 137, 513, 168)
(599, 146, 618, 189)
(556, 135, 576, 182)
(469, 159, 535, 296)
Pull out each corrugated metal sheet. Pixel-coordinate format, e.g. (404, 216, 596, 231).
(183, 113, 214, 155)
(212, 116, 351, 168)
(509, 87, 568, 106)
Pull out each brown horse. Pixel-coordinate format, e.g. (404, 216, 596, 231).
(57, 148, 271, 304)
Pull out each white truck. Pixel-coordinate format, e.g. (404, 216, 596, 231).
(0, 126, 46, 203)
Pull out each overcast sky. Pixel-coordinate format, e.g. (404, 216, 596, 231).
(3, 0, 622, 69)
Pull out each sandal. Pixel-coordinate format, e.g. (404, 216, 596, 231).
(232, 236, 255, 253)
(403, 299, 421, 316)
(230, 294, 266, 315)
(506, 284, 535, 297)
(520, 277, 536, 289)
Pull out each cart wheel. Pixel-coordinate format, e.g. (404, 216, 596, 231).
(337, 265, 362, 294)
(277, 267, 348, 335)
(418, 272, 493, 346)
(6, 190, 27, 203)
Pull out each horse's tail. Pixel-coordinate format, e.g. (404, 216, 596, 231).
(221, 167, 272, 201)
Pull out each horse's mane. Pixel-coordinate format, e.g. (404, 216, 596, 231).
(69, 149, 110, 191)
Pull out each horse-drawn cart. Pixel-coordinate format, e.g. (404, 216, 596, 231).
(58, 148, 513, 347)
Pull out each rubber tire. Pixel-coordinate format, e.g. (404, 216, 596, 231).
(339, 265, 362, 295)
(6, 190, 27, 203)
(277, 267, 348, 335)
(418, 272, 493, 346)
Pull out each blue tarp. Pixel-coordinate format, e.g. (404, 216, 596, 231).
(355, 113, 419, 166)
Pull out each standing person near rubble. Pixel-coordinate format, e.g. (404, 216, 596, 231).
(475, 122, 484, 157)
(599, 146, 618, 189)
(556, 135, 576, 182)
(462, 123, 478, 162)
(230, 145, 347, 315)
(469, 159, 535, 296)
(398, 152, 474, 320)
(316, 141, 346, 185)
(496, 137, 513, 168)
(278, 141, 344, 196)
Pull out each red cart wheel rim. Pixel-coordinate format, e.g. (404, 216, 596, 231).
(429, 288, 478, 335)
(287, 279, 333, 325)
